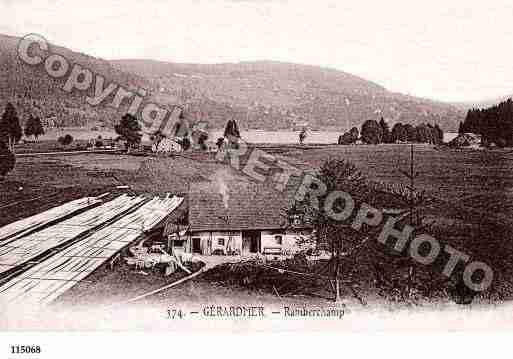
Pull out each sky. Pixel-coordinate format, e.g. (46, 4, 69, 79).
(2, 0, 513, 102)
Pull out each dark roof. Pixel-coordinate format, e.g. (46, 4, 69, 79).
(188, 181, 298, 232)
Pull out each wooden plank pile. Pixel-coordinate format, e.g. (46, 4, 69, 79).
(0, 194, 146, 275)
(0, 195, 183, 305)
(0, 196, 102, 242)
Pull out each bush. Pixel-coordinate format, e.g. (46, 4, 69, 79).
(179, 137, 191, 151)
(361, 119, 383, 144)
(197, 132, 209, 150)
(216, 137, 225, 149)
(58, 134, 74, 146)
(25, 115, 45, 140)
(114, 114, 142, 150)
(338, 132, 355, 145)
(0, 141, 15, 179)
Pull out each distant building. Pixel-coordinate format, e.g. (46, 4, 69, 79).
(448, 133, 482, 149)
(152, 138, 183, 153)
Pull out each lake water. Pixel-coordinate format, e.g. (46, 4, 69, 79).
(210, 130, 340, 144)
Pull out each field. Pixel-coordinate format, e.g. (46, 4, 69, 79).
(276, 144, 513, 218)
(0, 151, 249, 226)
(1, 143, 513, 306)
(275, 144, 513, 302)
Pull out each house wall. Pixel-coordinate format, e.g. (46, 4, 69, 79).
(188, 229, 312, 255)
(169, 240, 187, 255)
(189, 231, 242, 255)
(260, 229, 311, 254)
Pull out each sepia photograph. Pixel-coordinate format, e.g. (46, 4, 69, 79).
(0, 0, 512, 355)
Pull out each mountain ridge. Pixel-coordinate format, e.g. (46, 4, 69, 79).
(112, 58, 465, 131)
(0, 33, 466, 131)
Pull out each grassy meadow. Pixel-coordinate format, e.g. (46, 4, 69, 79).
(278, 144, 513, 219)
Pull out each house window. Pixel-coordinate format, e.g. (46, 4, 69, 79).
(174, 240, 186, 247)
(275, 235, 283, 245)
(217, 238, 225, 246)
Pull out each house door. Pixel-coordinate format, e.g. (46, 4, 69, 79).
(242, 231, 261, 254)
(192, 237, 202, 254)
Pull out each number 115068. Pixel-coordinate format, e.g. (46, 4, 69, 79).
(10, 345, 41, 354)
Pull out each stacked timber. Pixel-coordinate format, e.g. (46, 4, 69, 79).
(0, 196, 102, 242)
(0, 194, 146, 275)
(0, 195, 184, 305)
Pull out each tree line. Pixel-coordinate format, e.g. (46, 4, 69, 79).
(0, 102, 47, 180)
(458, 98, 513, 147)
(338, 117, 444, 145)
(0, 102, 45, 147)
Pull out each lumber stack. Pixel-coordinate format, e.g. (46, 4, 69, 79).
(0, 195, 183, 305)
(0, 196, 101, 242)
(0, 194, 146, 275)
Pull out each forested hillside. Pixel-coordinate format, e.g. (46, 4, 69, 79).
(0, 33, 465, 131)
(112, 59, 465, 131)
(0, 34, 149, 129)
(459, 98, 513, 146)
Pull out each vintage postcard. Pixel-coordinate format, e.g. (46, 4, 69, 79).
(0, 0, 512, 352)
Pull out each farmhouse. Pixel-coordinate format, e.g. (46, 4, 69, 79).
(152, 137, 183, 153)
(448, 132, 483, 148)
(165, 182, 313, 256)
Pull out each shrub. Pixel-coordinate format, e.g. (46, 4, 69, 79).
(24, 115, 45, 140)
(361, 119, 383, 144)
(114, 114, 142, 150)
(179, 137, 191, 151)
(58, 134, 74, 146)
